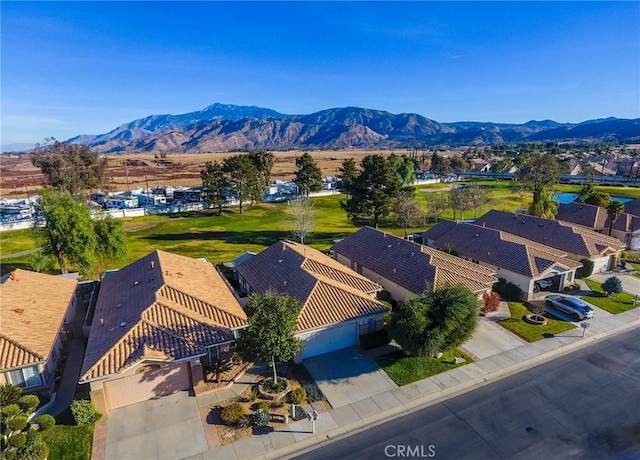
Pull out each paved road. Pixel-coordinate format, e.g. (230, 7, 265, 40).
(294, 328, 640, 460)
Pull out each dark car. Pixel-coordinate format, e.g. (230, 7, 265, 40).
(545, 295, 594, 320)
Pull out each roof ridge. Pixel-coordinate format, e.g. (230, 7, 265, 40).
(301, 258, 381, 293)
(0, 332, 44, 360)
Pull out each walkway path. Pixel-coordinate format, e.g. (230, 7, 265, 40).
(0, 247, 41, 260)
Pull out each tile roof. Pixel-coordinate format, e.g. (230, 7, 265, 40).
(622, 198, 640, 217)
(235, 241, 387, 331)
(1, 269, 77, 370)
(333, 227, 497, 295)
(473, 210, 624, 257)
(424, 221, 582, 277)
(80, 250, 247, 382)
(557, 202, 640, 236)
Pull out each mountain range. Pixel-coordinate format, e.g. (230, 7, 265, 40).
(63, 103, 639, 153)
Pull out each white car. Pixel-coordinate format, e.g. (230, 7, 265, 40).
(545, 295, 594, 320)
(534, 278, 554, 292)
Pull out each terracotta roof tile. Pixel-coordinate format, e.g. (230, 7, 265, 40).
(557, 202, 640, 238)
(1, 269, 77, 370)
(80, 250, 246, 382)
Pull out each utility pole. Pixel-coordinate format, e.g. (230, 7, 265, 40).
(145, 174, 151, 214)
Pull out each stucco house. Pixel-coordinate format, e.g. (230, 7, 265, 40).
(0, 269, 78, 394)
(557, 202, 640, 250)
(235, 240, 388, 361)
(474, 210, 625, 273)
(79, 250, 247, 413)
(423, 221, 582, 300)
(332, 227, 498, 303)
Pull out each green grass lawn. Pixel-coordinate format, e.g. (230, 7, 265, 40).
(375, 348, 473, 386)
(0, 227, 39, 255)
(581, 278, 639, 314)
(498, 302, 576, 342)
(42, 424, 94, 460)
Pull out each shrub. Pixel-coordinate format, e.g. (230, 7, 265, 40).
(8, 432, 27, 448)
(263, 379, 287, 393)
(492, 278, 522, 301)
(7, 415, 28, 432)
(576, 259, 594, 279)
(71, 400, 102, 425)
(236, 414, 253, 428)
(481, 291, 501, 313)
(252, 408, 271, 428)
(302, 383, 323, 403)
(18, 394, 39, 413)
(270, 399, 284, 409)
(359, 329, 391, 350)
(246, 389, 257, 402)
(288, 387, 307, 405)
(0, 383, 22, 407)
(221, 402, 246, 426)
(256, 401, 270, 412)
(601, 276, 623, 296)
(35, 414, 55, 431)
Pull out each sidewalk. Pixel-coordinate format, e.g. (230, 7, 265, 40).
(187, 307, 640, 460)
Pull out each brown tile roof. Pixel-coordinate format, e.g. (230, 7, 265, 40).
(235, 241, 387, 331)
(1, 269, 77, 370)
(80, 250, 247, 382)
(557, 202, 640, 236)
(425, 221, 582, 277)
(333, 227, 497, 295)
(473, 210, 624, 257)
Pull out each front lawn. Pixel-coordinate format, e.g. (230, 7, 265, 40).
(375, 348, 473, 386)
(498, 302, 576, 342)
(42, 424, 94, 460)
(582, 278, 638, 314)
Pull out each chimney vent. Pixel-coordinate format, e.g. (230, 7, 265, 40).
(100, 318, 104, 327)
(120, 322, 126, 327)
(150, 261, 155, 269)
(9, 271, 16, 281)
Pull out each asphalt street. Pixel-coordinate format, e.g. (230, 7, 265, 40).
(294, 328, 640, 460)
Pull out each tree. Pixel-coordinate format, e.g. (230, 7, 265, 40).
(388, 284, 479, 357)
(293, 153, 323, 197)
(93, 214, 127, 274)
(430, 152, 449, 176)
(201, 160, 229, 214)
(237, 292, 303, 385)
(288, 197, 315, 245)
(481, 291, 501, 314)
(601, 276, 623, 296)
(394, 190, 424, 238)
(338, 158, 358, 199)
(35, 190, 97, 274)
(517, 153, 561, 218)
(223, 154, 257, 215)
(465, 183, 490, 219)
(388, 154, 416, 187)
(341, 155, 402, 228)
(606, 200, 625, 236)
(247, 151, 274, 204)
(449, 186, 471, 220)
(1, 387, 54, 460)
(426, 193, 448, 224)
(31, 139, 107, 195)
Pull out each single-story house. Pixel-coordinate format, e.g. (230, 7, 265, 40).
(474, 210, 625, 273)
(79, 250, 247, 413)
(557, 202, 640, 249)
(423, 221, 583, 300)
(1, 269, 78, 393)
(332, 226, 498, 303)
(621, 198, 640, 218)
(235, 240, 388, 361)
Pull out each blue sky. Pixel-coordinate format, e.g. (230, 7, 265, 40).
(1, 1, 639, 144)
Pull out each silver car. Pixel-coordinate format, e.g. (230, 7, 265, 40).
(545, 295, 594, 320)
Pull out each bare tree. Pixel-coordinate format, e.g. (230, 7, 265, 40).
(288, 197, 315, 245)
(466, 183, 490, 219)
(427, 193, 449, 224)
(394, 190, 425, 238)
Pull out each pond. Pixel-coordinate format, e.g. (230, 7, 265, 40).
(553, 192, 633, 204)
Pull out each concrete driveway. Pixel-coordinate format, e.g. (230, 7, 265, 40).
(303, 347, 397, 409)
(461, 319, 526, 360)
(105, 391, 206, 460)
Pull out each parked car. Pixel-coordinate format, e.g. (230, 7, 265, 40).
(545, 295, 594, 320)
(533, 278, 554, 292)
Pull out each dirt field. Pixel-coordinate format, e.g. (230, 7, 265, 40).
(0, 149, 427, 198)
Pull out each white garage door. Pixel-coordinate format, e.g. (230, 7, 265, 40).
(301, 322, 357, 359)
(105, 362, 190, 411)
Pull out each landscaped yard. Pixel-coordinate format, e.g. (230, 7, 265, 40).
(374, 348, 473, 386)
(581, 278, 639, 314)
(42, 424, 94, 460)
(498, 301, 576, 342)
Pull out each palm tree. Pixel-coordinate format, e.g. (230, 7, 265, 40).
(606, 200, 625, 236)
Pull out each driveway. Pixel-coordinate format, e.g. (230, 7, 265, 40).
(105, 391, 206, 460)
(461, 319, 526, 360)
(303, 347, 397, 409)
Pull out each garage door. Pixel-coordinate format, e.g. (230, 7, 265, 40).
(105, 362, 190, 411)
(301, 322, 357, 359)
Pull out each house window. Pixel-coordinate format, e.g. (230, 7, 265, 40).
(8, 366, 42, 388)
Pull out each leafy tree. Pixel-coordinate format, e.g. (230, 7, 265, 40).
(1, 387, 54, 459)
(601, 276, 623, 296)
(293, 153, 323, 197)
(201, 160, 229, 214)
(0, 384, 21, 407)
(388, 284, 479, 357)
(430, 152, 449, 176)
(288, 197, 315, 245)
(394, 190, 424, 238)
(237, 292, 303, 385)
(31, 139, 107, 195)
(35, 190, 97, 274)
(93, 214, 127, 273)
(426, 193, 448, 224)
(517, 153, 561, 218)
(70, 400, 101, 425)
(341, 155, 402, 228)
(223, 154, 258, 215)
(606, 200, 625, 236)
(388, 154, 416, 187)
(247, 150, 274, 193)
